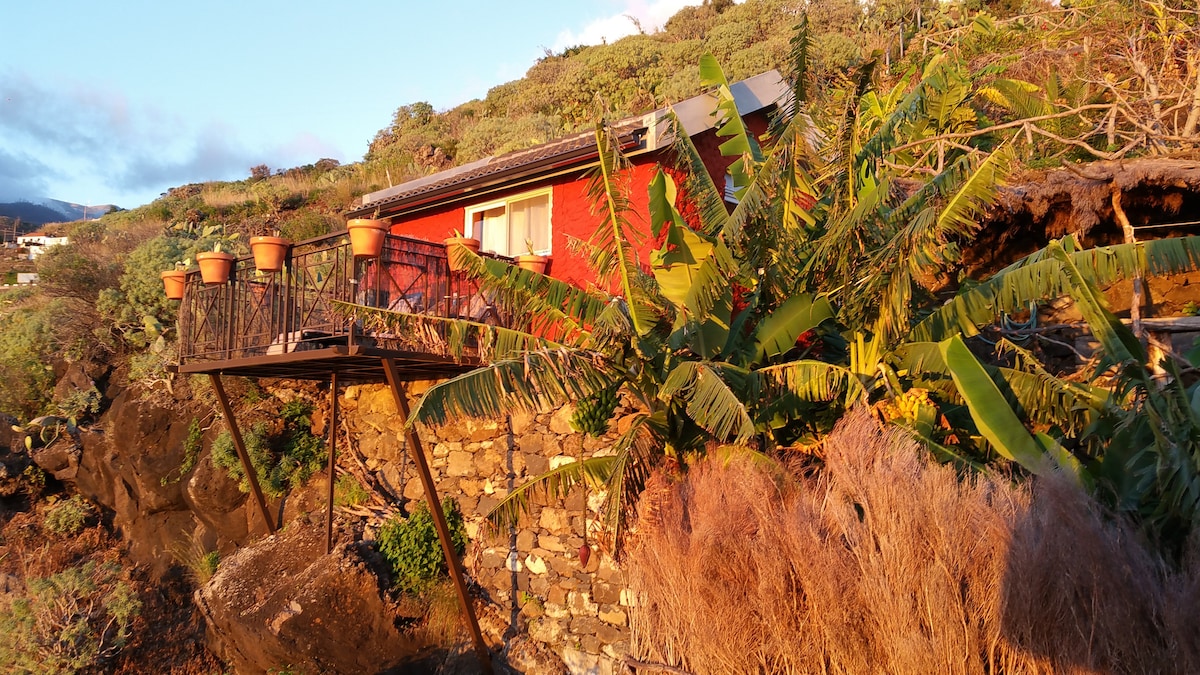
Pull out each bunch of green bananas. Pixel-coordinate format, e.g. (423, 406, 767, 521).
(569, 386, 620, 437)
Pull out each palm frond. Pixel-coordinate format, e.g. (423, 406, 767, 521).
(663, 110, 728, 237)
(484, 455, 619, 534)
(452, 248, 610, 344)
(975, 78, 1050, 119)
(660, 361, 756, 442)
(786, 13, 812, 106)
(411, 348, 622, 427)
(334, 301, 559, 361)
(699, 53, 765, 187)
(683, 239, 737, 322)
(896, 341, 1110, 437)
(723, 104, 822, 247)
(823, 57, 877, 211)
(585, 123, 649, 334)
(870, 144, 1016, 338)
(755, 360, 865, 407)
(748, 292, 835, 365)
(855, 65, 929, 168)
(941, 335, 1051, 474)
(600, 414, 662, 556)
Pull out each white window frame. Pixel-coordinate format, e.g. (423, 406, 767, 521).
(464, 187, 553, 257)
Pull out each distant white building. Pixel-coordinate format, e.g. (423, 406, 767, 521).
(16, 272, 38, 285)
(16, 234, 69, 260)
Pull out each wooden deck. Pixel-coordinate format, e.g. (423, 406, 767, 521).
(175, 230, 507, 382)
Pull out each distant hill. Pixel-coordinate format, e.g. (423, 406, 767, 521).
(0, 199, 117, 227)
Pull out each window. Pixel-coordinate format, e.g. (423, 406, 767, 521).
(465, 189, 551, 257)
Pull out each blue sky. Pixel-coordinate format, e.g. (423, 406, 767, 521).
(0, 0, 704, 209)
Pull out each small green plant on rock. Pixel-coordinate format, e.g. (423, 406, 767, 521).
(377, 499, 467, 595)
(21, 465, 46, 497)
(210, 400, 326, 498)
(54, 386, 102, 423)
(170, 531, 220, 587)
(333, 474, 370, 507)
(162, 418, 204, 486)
(44, 495, 94, 537)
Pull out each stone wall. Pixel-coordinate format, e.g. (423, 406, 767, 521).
(340, 382, 633, 674)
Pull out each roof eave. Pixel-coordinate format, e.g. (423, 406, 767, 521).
(347, 129, 646, 219)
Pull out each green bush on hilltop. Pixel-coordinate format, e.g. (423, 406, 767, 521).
(96, 235, 191, 345)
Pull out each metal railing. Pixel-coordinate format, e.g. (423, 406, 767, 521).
(178, 231, 507, 364)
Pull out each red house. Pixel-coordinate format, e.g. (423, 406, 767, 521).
(345, 70, 791, 289)
(174, 71, 790, 374)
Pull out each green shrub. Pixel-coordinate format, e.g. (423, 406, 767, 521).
(36, 240, 122, 304)
(0, 298, 65, 419)
(44, 495, 94, 537)
(210, 401, 326, 498)
(0, 561, 141, 672)
(334, 474, 370, 507)
(54, 385, 102, 422)
(96, 234, 190, 345)
(210, 423, 273, 495)
(278, 210, 336, 242)
(280, 399, 313, 427)
(269, 428, 325, 496)
(162, 418, 203, 486)
(169, 532, 220, 587)
(377, 499, 467, 594)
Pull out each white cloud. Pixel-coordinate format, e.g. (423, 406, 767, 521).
(552, 0, 708, 51)
(0, 73, 342, 206)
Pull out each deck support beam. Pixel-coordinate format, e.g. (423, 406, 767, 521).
(326, 372, 338, 555)
(382, 358, 492, 673)
(209, 374, 276, 535)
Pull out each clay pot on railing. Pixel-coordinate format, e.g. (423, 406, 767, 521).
(516, 254, 549, 275)
(347, 218, 388, 258)
(161, 270, 187, 300)
(196, 251, 235, 285)
(249, 236, 290, 273)
(444, 236, 481, 272)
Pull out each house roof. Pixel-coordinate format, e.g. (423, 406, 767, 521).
(348, 70, 791, 218)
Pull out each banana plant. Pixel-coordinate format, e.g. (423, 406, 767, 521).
(334, 56, 846, 551)
(914, 235, 1200, 551)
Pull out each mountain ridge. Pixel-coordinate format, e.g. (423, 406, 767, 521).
(0, 198, 116, 227)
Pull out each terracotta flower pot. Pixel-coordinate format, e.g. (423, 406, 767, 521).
(249, 236, 290, 273)
(444, 236, 481, 272)
(196, 251, 235, 285)
(346, 218, 388, 258)
(516, 254, 549, 275)
(161, 270, 187, 300)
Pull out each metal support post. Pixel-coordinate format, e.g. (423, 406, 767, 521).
(382, 358, 492, 673)
(209, 374, 276, 534)
(326, 372, 338, 554)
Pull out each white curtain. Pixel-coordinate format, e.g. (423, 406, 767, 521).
(508, 193, 550, 255)
(475, 205, 507, 255)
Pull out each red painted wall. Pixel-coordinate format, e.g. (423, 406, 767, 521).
(385, 108, 774, 292)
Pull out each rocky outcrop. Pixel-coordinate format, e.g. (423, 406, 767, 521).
(196, 522, 430, 674)
(29, 388, 267, 574)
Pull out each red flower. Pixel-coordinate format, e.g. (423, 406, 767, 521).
(795, 329, 822, 357)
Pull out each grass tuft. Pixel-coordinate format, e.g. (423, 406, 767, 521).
(626, 409, 1200, 674)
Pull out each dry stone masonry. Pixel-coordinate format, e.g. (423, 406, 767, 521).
(341, 382, 634, 674)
